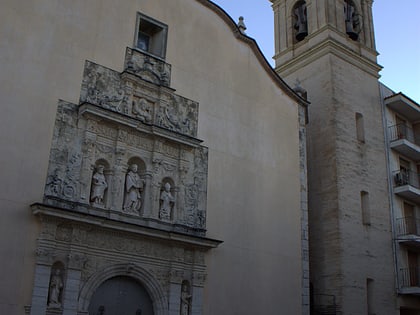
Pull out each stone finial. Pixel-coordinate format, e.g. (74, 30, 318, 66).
(237, 16, 247, 34)
(293, 78, 308, 100)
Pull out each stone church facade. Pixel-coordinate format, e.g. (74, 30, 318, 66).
(0, 1, 308, 315)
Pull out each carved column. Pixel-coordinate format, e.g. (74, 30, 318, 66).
(191, 271, 206, 315)
(80, 131, 97, 203)
(29, 264, 51, 315)
(62, 252, 85, 315)
(168, 269, 183, 315)
(111, 148, 126, 211)
(142, 171, 153, 217)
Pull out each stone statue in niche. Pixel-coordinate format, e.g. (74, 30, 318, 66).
(90, 165, 108, 205)
(48, 269, 64, 308)
(344, 1, 360, 40)
(132, 98, 152, 123)
(294, 2, 308, 41)
(159, 182, 175, 221)
(180, 282, 192, 315)
(123, 164, 144, 214)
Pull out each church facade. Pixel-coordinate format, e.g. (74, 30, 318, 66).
(0, 1, 308, 315)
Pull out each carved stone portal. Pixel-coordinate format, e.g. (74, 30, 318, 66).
(30, 47, 221, 315)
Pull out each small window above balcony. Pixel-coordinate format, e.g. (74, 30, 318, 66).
(385, 93, 420, 122)
(134, 13, 168, 59)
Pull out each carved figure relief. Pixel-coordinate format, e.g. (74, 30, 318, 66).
(132, 98, 153, 123)
(180, 281, 192, 315)
(43, 48, 208, 233)
(48, 268, 64, 308)
(159, 182, 175, 221)
(90, 165, 108, 206)
(123, 164, 144, 214)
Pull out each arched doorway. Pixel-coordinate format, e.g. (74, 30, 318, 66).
(88, 276, 154, 315)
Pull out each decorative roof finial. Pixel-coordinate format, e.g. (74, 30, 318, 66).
(237, 16, 247, 34)
(293, 78, 308, 99)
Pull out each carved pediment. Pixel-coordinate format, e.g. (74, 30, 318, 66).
(44, 48, 207, 236)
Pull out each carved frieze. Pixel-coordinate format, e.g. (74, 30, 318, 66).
(43, 48, 208, 234)
(124, 47, 171, 87)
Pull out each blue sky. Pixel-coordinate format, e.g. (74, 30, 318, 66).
(212, 1, 420, 104)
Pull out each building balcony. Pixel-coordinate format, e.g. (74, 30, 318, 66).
(393, 170, 420, 204)
(400, 267, 420, 295)
(388, 124, 420, 161)
(396, 217, 420, 249)
(385, 93, 420, 123)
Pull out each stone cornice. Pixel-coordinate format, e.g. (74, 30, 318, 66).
(79, 102, 203, 148)
(275, 36, 382, 78)
(31, 203, 223, 250)
(197, 0, 309, 107)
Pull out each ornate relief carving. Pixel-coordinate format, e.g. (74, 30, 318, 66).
(155, 95, 198, 137)
(132, 97, 153, 123)
(192, 272, 207, 287)
(124, 47, 171, 87)
(56, 224, 72, 242)
(43, 48, 208, 233)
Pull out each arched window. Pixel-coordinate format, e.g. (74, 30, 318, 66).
(293, 1, 308, 42)
(344, 0, 361, 41)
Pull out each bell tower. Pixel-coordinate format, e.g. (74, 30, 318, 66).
(270, 0, 398, 314)
(272, 0, 378, 74)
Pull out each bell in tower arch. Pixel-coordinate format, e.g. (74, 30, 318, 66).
(293, 1, 308, 41)
(344, 1, 361, 40)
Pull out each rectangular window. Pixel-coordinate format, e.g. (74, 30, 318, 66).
(366, 278, 374, 315)
(356, 112, 365, 142)
(361, 191, 370, 226)
(134, 13, 168, 59)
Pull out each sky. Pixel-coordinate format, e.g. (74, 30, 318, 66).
(211, 0, 420, 104)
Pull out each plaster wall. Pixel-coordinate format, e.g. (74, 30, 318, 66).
(0, 0, 303, 314)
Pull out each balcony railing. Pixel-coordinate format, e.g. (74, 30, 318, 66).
(394, 170, 420, 188)
(396, 217, 420, 236)
(388, 124, 419, 144)
(400, 267, 420, 288)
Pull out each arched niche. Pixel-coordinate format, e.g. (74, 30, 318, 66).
(127, 156, 147, 174)
(78, 263, 167, 315)
(90, 159, 111, 208)
(159, 177, 176, 221)
(180, 280, 191, 315)
(123, 157, 147, 215)
(47, 261, 65, 309)
(344, 0, 362, 40)
(292, 0, 308, 42)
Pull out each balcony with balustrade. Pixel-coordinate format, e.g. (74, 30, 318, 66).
(396, 217, 420, 249)
(388, 124, 420, 161)
(400, 267, 420, 295)
(393, 170, 420, 204)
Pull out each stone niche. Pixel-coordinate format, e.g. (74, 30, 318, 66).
(29, 48, 221, 315)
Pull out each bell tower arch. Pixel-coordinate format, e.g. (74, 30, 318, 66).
(270, 0, 397, 314)
(271, 0, 377, 74)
